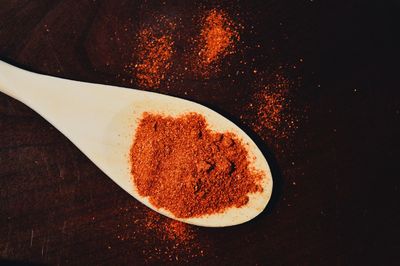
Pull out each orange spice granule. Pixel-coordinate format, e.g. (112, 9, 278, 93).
(128, 17, 175, 89)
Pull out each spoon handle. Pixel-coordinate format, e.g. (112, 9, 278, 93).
(0, 61, 40, 104)
(0, 60, 112, 125)
(0, 60, 141, 162)
(0, 61, 84, 116)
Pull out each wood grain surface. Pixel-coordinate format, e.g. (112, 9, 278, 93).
(0, 0, 399, 265)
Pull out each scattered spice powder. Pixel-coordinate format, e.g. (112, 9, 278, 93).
(115, 205, 208, 263)
(144, 210, 195, 242)
(127, 16, 175, 89)
(243, 72, 299, 141)
(130, 112, 263, 218)
(140, 210, 207, 262)
(123, 8, 240, 87)
(190, 9, 240, 77)
(198, 9, 239, 65)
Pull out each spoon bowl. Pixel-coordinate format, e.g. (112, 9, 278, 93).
(0, 61, 272, 227)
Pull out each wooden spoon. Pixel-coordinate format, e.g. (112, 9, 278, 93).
(0, 61, 272, 227)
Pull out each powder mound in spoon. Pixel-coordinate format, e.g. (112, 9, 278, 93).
(130, 112, 263, 218)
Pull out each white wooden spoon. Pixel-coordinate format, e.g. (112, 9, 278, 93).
(0, 60, 272, 227)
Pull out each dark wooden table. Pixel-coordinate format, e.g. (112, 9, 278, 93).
(1, 0, 399, 265)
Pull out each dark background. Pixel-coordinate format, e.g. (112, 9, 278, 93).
(0, 0, 399, 265)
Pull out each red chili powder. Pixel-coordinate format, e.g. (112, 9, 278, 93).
(127, 16, 175, 89)
(242, 72, 299, 141)
(130, 112, 263, 218)
(116, 206, 208, 262)
(197, 9, 239, 65)
(187, 9, 240, 78)
(144, 210, 195, 242)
